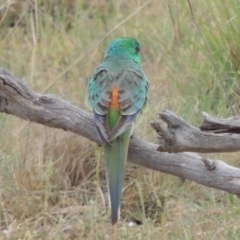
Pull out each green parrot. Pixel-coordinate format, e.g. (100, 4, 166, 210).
(88, 37, 148, 224)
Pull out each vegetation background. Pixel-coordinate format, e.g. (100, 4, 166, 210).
(0, 0, 240, 239)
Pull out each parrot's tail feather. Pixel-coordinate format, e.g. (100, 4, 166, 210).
(104, 130, 131, 224)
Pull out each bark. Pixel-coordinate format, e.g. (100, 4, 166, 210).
(152, 110, 240, 153)
(1, 66, 240, 196)
(201, 111, 240, 133)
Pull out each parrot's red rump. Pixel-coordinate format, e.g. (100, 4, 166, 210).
(110, 87, 120, 110)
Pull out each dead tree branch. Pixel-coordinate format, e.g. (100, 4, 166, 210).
(201, 112, 240, 133)
(1, 67, 240, 196)
(152, 110, 240, 153)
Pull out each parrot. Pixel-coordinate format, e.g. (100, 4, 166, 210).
(88, 37, 148, 224)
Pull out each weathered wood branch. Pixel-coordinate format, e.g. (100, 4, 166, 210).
(201, 112, 240, 133)
(1, 66, 240, 196)
(152, 110, 240, 153)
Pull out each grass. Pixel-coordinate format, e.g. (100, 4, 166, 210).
(0, 0, 240, 239)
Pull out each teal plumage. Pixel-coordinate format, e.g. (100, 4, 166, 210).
(88, 37, 148, 224)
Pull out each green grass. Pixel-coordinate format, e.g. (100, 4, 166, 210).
(0, 0, 240, 239)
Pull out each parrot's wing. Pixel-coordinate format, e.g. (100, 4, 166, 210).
(88, 65, 113, 144)
(88, 65, 148, 143)
(108, 68, 148, 141)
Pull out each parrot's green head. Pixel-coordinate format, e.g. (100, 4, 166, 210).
(104, 37, 141, 64)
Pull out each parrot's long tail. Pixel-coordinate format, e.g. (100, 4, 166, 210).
(104, 130, 131, 224)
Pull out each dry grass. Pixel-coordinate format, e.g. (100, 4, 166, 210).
(0, 0, 240, 239)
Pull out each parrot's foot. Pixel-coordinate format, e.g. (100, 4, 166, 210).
(130, 134, 135, 139)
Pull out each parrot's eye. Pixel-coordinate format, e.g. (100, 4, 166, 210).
(135, 45, 140, 53)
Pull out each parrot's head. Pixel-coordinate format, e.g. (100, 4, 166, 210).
(104, 37, 141, 64)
